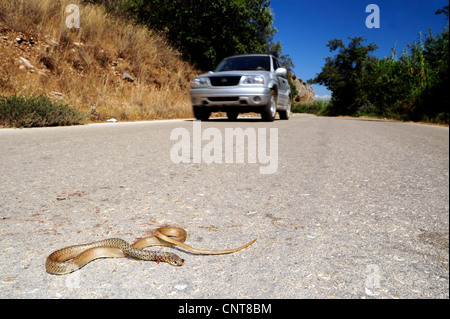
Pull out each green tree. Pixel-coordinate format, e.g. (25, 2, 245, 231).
(309, 37, 378, 115)
(117, 0, 278, 70)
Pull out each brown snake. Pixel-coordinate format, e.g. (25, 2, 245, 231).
(46, 227, 257, 275)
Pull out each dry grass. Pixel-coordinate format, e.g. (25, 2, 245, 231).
(0, 0, 199, 121)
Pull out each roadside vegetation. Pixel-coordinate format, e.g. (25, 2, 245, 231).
(306, 5, 449, 124)
(0, 94, 86, 128)
(292, 100, 331, 116)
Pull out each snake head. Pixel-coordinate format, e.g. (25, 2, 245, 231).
(171, 258, 184, 266)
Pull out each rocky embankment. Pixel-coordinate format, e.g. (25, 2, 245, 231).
(292, 77, 315, 104)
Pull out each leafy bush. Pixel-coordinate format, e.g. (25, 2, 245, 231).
(292, 101, 332, 115)
(0, 94, 87, 128)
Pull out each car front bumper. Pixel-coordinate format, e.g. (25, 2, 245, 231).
(190, 86, 272, 108)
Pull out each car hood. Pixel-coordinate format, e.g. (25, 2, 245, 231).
(200, 70, 269, 77)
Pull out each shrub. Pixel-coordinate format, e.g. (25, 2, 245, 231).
(292, 100, 332, 116)
(0, 94, 87, 128)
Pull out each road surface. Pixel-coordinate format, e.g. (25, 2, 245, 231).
(0, 114, 448, 298)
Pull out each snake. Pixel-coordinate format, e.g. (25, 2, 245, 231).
(46, 227, 256, 275)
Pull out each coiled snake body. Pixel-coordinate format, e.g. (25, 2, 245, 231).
(46, 227, 256, 275)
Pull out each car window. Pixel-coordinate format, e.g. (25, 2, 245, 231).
(215, 56, 271, 72)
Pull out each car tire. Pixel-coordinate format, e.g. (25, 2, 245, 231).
(279, 97, 291, 120)
(193, 106, 211, 121)
(261, 91, 277, 122)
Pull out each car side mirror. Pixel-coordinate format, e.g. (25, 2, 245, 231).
(275, 68, 287, 76)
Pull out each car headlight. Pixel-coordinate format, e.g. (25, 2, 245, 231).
(241, 75, 264, 85)
(191, 77, 209, 87)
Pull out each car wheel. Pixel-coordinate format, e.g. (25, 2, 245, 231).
(193, 106, 211, 121)
(279, 97, 291, 120)
(261, 91, 276, 122)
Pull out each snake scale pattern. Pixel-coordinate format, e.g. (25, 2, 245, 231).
(46, 238, 184, 275)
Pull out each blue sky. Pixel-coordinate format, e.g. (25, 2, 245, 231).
(270, 0, 449, 99)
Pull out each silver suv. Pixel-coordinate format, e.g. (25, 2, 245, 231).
(190, 54, 291, 121)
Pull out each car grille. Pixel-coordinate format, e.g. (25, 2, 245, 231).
(209, 76, 241, 86)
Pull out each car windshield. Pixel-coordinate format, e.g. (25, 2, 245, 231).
(215, 56, 271, 72)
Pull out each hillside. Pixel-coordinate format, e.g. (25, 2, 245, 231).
(0, 0, 199, 122)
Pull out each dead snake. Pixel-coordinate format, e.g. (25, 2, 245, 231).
(46, 227, 256, 275)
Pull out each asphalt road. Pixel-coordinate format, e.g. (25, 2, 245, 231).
(0, 114, 448, 299)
